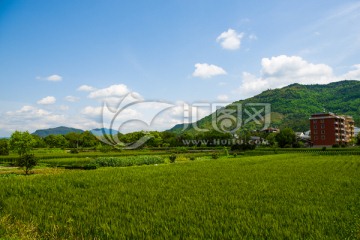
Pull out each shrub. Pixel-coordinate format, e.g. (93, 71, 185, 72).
(211, 152, 219, 159)
(332, 144, 340, 148)
(16, 153, 37, 175)
(70, 149, 79, 154)
(189, 156, 195, 161)
(169, 154, 176, 163)
(322, 147, 327, 151)
(0, 140, 9, 156)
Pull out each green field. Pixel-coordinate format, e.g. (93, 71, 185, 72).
(1, 153, 360, 239)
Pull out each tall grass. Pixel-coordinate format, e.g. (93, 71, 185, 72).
(0, 154, 359, 239)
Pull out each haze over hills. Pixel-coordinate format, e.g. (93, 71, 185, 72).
(32, 126, 84, 137)
(170, 80, 360, 133)
(32, 127, 118, 138)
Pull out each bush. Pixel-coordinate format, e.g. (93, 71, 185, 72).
(211, 152, 219, 159)
(0, 140, 9, 156)
(332, 144, 340, 148)
(322, 147, 327, 151)
(16, 154, 37, 175)
(231, 144, 256, 151)
(169, 154, 176, 163)
(189, 156, 195, 161)
(70, 149, 79, 154)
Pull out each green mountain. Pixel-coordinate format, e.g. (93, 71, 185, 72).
(170, 80, 360, 133)
(32, 126, 84, 137)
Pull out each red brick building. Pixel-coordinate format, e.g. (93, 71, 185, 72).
(309, 113, 355, 146)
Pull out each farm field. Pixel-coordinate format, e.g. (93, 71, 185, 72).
(0, 153, 360, 239)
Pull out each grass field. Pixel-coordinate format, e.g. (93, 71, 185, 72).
(0, 153, 359, 239)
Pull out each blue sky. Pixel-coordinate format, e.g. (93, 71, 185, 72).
(1, 0, 360, 136)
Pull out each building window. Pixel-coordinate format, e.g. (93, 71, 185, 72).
(314, 125, 317, 129)
(321, 124, 325, 129)
(313, 120, 317, 123)
(321, 130, 325, 134)
(314, 130, 318, 134)
(321, 135, 325, 140)
(320, 119, 324, 123)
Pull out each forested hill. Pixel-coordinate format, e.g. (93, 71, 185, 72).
(170, 80, 360, 133)
(32, 126, 84, 137)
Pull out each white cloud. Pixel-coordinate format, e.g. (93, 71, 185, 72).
(217, 94, 229, 101)
(77, 85, 96, 92)
(0, 105, 67, 134)
(37, 96, 56, 105)
(46, 74, 62, 81)
(192, 63, 227, 79)
(216, 29, 244, 50)
(341, 64, 360, 80)
(36, 74, 63, 82)
(234, 55, 338, 99)
(88, 84, 131, 99)
(65, 95, 80, 102)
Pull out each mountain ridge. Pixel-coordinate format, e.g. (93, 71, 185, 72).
(170, 80, 360, 133)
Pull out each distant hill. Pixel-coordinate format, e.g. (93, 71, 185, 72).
(170, 80, 360, 133)
(32, 126, 84, 137)
(90, 128, 119, 136)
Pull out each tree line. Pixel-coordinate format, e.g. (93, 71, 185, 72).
(1, 128, 359, 156)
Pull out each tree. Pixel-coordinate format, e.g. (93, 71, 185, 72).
(32, 135, 47, 148)
(266, 133, 277, 147)
(65, 132, 81, 148)
(16, 153, 37, 175)
(44, 134, 68, 148)
(356, 133, 360, 146)
(0, 139, 9, 155)
(275, 128, 296, 148)
(9, 131, 36, 156)
(80, 131, 98, 147)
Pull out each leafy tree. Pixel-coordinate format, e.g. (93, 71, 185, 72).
(266, 133, 277, 146)
(0, 139, 9, 155)
(44, 134, 68, 148)
(16, 153, 37, 175)
(275, 128, 296, 148)
(356, 133, 360, 146)
(9, 131, 36, 156)
(65, 132, 82, 148)
(32, 134, 47, 148)
(80, 131, 98, 147)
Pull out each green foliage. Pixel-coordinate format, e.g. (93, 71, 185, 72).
(275, 128, 296, 148)
(170, 80, 360, 133)
(9, 131, 36, 156)
(231, 143, 256, 151)
(0, 139, 9, 156)
(211, 152, 219, 159)
(96, 144, 112, 153)
(223, 147, 229, 157)
(0, 154, 359, 239)
(266, 133, 277, 146)
(356, 133, 360, 146)
(16, 153, 38, 175)
(169, 154, 176, 163)
(322, 147, 327, 151)
(70, 149, 79, 154)
(44, 134, 68, 148)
